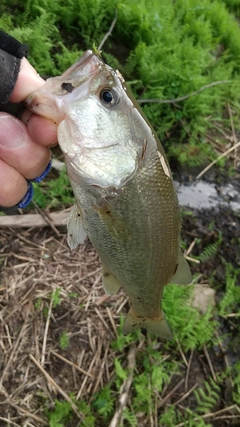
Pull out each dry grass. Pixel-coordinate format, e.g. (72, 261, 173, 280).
(0, 226, 129, 425)
(0, 223, 240, 426)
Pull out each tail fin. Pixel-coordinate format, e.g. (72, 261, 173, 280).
(123, 308, 172, 339)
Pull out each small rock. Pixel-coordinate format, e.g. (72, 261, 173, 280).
(190, 284, 215, 314)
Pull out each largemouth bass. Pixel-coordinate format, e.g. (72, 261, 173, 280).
(26, 50, 192, 339)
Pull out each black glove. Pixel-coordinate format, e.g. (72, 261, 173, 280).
(0, 30, 28, 117)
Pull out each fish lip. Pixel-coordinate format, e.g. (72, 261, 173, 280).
(61, 50, 94, 75)
(61, 50, 103, 86)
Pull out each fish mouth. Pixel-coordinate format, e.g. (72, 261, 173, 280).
(60, 50, 103, 88)
(25, 50, 104, 123)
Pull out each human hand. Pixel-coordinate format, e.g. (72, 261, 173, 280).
(0, 57, 58, 208)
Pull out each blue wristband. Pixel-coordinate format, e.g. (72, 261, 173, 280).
(17, 181, 34, 208)
(31, 159, 52, 183)
(0, 160, 52, 211)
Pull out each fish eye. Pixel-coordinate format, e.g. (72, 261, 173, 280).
(100, 88, 118, 106)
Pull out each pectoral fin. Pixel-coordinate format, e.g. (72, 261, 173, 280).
(67, 204, 87, 249)
(123, 308, 172, 339)
(170, 248, 192, 285)
(94, 200, 130, 242)
(102, 264, 121, 295)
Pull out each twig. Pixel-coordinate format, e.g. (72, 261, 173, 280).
(149, 376, 154, 427)
(4, 401, 48, 425)
(197, 140, 240, 179)
(154, 393, 158, 427)
(185, 255, 200, 264)
(224, 312, 240, 318)
(116, 297, 129, 314)
(138, 80, 231, 104)
(174, 383, 198, 405)
(203, 344, 217, 381)
(185, 350, 194, 392)
(175, 404, 240, 427)
(94, 307, 114, 337)
(91, 342, 110, 396)
(95, 294, 109, 306)
(0, 417, 20, 427)
(109, 343, 137, 427)
(176, 339, 189, 367)
(76, 352, 98, 399)
(0, 210, 69, 228)
(41, 296, 54, 366)
(32, 200, 60, 236)
(51, 350, 93, 377)
(29, 354, 83, 421)
(185, 239, 196, 257)
(106, 306, 118, 337)
(214, 331, 233, 386)
(158, 378, 185, 409)
(0, 305, 30, 389)
(98, 10, 118, 50)
(75, 267, 102, 284)
(228, 102, 238, 168)
(214, 415, 240, 421)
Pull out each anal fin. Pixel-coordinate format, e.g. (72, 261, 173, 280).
(102, 264, 121, 295)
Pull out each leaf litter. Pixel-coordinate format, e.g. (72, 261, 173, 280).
(0, 227, 127, 425)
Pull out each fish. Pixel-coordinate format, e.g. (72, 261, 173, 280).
(26, 50, 192, 339)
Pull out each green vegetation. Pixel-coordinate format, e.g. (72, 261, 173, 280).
(219, 262, 240, 317)
(1, 1, 239, 426)
(44, 259, 240, 426)
(163, 284, 217, 350)
(1, 0, 240, 168)
(59, 330, 70, 350)
(52, 288, 62, 307)
(47, 400, 73, 427)
(32, 168, 74, 209)
(47, 398, 95, 427)
(195, 233, 222, 263)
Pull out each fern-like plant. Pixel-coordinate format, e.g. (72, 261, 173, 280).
(219, 262, 240, 317)
(197, 233, 222, 263)
(194, 376, 221, 414)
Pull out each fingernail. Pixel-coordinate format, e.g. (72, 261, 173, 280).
(0, 115, 24, 148)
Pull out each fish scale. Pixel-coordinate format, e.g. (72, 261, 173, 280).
(26, 50, 192, 339)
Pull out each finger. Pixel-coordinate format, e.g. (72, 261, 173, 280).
(25, 113, 58, 146)
(9, 57, 45, 102)
(0, 158, 28, 207)
(0, 113, 51, 180)
(10, 57, 58, 147)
